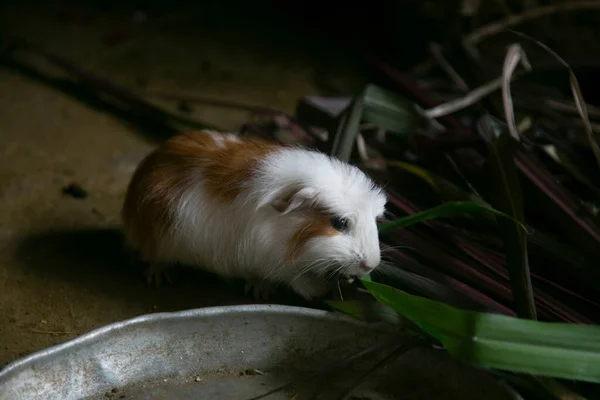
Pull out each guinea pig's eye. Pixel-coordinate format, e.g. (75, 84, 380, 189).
(330, 216, 348, 232)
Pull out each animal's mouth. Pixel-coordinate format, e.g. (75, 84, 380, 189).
(321, 270, 358, 284)
(340, 272, 364, 284)
(346, 271, 370, 279)
(321, 263, 371, 283)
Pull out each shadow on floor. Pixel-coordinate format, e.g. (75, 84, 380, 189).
(14, 227, 319, 310)
(0, 57, 189, 145)
(14, 227, 247, 309)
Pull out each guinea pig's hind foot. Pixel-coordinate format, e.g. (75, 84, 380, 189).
(244, 279, 272, 301)
(144, 262, 176, 288)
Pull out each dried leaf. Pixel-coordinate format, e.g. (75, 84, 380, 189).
(540, 144, 600, 196)
(509, 29, 600, 171)
(515, 151, 600, 260)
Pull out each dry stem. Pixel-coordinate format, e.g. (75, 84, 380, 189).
(465, 1, 600, 45)
(501, 43, 532, 141)
(423, 77, 503, 119)
(428, 42, 470, 92)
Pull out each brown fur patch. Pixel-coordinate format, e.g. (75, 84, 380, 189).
(121, 130, 280, 259)
(288, 212, 338, 261)
(198, 134, 280, 202)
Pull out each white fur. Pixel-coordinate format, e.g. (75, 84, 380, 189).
(132, 143, 387, 299)
(205, 130, 226, 147)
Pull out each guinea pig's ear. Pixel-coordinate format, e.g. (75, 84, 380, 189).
(270, 186, 318, 215)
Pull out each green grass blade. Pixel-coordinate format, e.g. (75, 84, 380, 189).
(385, 160, 489, 205)
(361, 278, 600, 384)
(477, 114, 537, 320)
(377, 201, 528, 235)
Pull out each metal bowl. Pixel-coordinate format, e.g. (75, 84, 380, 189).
(0, 305, 520, 399)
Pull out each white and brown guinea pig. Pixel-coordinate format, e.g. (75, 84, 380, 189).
(121, 130, 387, 300)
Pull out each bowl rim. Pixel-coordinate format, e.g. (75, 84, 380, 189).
(0, 304, 375, 379)
(0, 304, 524, 400)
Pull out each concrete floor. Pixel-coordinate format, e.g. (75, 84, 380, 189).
(0, 0, 366, 367)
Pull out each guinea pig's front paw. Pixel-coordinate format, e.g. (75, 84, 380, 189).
(144, 262, 176, 288)
(244, 279, 272, 301)
(289, 276, 332, 301)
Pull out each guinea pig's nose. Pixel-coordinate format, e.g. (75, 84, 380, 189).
(359, 262, 372, 272)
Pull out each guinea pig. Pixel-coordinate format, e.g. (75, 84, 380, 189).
(121, 130, 387, 300)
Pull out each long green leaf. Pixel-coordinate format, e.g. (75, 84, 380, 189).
(362, 84, 419, 136)
(477, 114, 537, 320)
(361, 278, 600, 384)
(330, 88, 364, 162)
(329, 83, 421, 162)
(377, 201, 528, 235)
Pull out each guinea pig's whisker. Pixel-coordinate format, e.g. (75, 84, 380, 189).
(289, 258, 330, 283)
(333, 261, 351, 276)
(380, 244, 416, 253)
(324, 268, 339, 281)
(263, 262, 285, 280)
(298, 258, 329, 273)
(293, 264, 324, 281)
(369, 261, 399, 277)
(330, 261, 353, 280)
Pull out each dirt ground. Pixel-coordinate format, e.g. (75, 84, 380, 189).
(0, 0, 367, 367)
